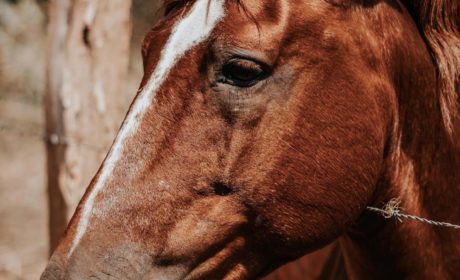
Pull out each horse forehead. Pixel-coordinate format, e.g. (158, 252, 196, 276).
(228, 0, 290, 23)
(218, 0, 290, 53)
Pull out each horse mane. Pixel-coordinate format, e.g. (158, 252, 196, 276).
(402, 0, 460, 139)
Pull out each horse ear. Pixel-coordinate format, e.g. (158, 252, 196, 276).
(402, 0, 460, 139)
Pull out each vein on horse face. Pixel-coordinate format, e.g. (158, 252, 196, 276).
(67, 0, 226, 258)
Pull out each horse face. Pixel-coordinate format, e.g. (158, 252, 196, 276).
(43, 0, 403, 279)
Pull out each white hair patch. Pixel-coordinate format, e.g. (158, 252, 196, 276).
(68, 0, 226, 257)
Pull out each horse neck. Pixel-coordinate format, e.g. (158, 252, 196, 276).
(338, 70, 460, 279)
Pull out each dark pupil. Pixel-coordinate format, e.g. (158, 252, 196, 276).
(223, 61, 262, 82)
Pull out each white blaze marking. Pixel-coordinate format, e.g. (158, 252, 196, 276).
(68, 0, 226, 257)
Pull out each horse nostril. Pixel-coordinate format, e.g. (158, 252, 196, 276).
(211, 181, 233, 196)
(154, 258, 176, 267)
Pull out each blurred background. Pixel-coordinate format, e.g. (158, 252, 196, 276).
(0, 0, 160, 278)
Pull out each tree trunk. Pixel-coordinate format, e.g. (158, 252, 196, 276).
(45, 0, 132, 253)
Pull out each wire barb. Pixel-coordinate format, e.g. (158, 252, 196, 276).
(367, 198, 460, 230)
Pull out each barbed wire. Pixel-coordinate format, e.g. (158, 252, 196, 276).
(366, 198, 460, 230)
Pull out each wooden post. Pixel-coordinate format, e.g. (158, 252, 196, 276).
(45, 0, 132, 253)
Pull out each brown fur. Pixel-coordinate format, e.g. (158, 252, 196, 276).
(42, 1, 460, 279)
(402, 0, 460, 140)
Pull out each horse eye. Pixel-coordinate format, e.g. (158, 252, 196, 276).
(220, 59, 267, 87)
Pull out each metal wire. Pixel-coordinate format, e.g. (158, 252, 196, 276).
(367, 198, 460, 230)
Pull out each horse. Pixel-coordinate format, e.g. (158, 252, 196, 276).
(41, 0, 460, 279)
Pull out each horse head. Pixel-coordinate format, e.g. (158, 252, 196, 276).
(42, 0, 460, 279)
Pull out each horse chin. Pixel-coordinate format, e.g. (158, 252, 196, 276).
(182, 254, 266, 280)
(173, 237, 268, 280)
(145, 264, 191, 280)
(120, 246, 265, 280)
